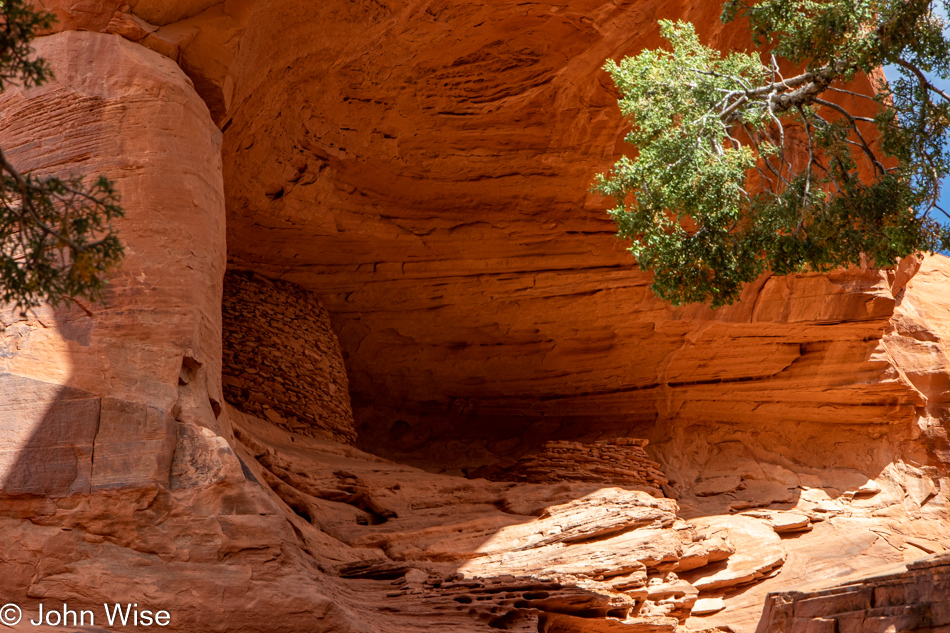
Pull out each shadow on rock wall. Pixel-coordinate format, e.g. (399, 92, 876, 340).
(227, 400, 950, 633)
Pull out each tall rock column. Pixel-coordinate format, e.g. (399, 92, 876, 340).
(0, 31, 226, 493)
(0, 32, 368, 632)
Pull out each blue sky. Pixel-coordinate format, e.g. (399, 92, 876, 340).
(882, 6, 950, 229)
(882, 62, 950, 228)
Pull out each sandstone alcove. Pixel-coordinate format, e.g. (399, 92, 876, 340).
(0, 1, 948, 632)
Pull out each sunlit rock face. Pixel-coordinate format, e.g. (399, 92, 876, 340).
(28, 1, 914, 472)
(2, 1, 950, 632)
(0, 30, 226, 494)
(0, 32, 352, 632)
(208, 2, 950, 625)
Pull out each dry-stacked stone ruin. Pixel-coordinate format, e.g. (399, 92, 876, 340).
(222, 270, 356, 443)
(757, 553, 950, 633)
(470, 438, 669, 493)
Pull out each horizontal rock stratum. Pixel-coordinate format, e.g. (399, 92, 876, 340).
(0, 0, 949, 631)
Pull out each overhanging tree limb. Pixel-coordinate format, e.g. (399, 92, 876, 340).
(594, 0, 950, 308)
(0, 0, 124, 311)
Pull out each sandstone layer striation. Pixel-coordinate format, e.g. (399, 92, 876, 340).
(4, 2, 950, 633)
(470, 438, 669, 495)
(209, 0, 902, 469)
(0, 30, 354, 633)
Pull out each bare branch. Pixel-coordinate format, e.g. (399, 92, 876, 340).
(893, 58, 950, 104)
(812, 97, 887, 175)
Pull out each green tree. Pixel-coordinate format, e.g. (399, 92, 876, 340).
(0, 0, 123, 311)
(595, 0, 950, 307)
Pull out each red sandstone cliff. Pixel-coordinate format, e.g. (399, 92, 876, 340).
(0, 0, 948, 631)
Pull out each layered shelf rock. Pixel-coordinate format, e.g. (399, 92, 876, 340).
(230, 414, 828, 632)
(6, 3, 950, 633)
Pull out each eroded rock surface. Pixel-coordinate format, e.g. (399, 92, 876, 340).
(4, 2, 950, 633)
(208, 0, 903, 475)
(0, 30, 354, 633)
(0, 30, 226, 494)
(231, 410, 757, 632)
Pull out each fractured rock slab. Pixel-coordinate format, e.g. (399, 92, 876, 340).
(683, 516, 786, 593)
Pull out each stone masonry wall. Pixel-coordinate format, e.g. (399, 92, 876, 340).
(222, 270, 357, 443)
(469, 438, 670, 495)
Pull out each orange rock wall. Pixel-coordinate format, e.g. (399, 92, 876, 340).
(205, 0, 915, 474)
(26, 2, 917, 475)
(0, 30, 227, 492)
(0, 30, 367, 633)
(3, 2, 950, 632)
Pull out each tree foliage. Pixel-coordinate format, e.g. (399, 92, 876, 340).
(0, 0, 123, 311)
(595, 0, 950, 307)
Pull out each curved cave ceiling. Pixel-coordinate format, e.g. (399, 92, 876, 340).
(160, 0, 898, 458)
